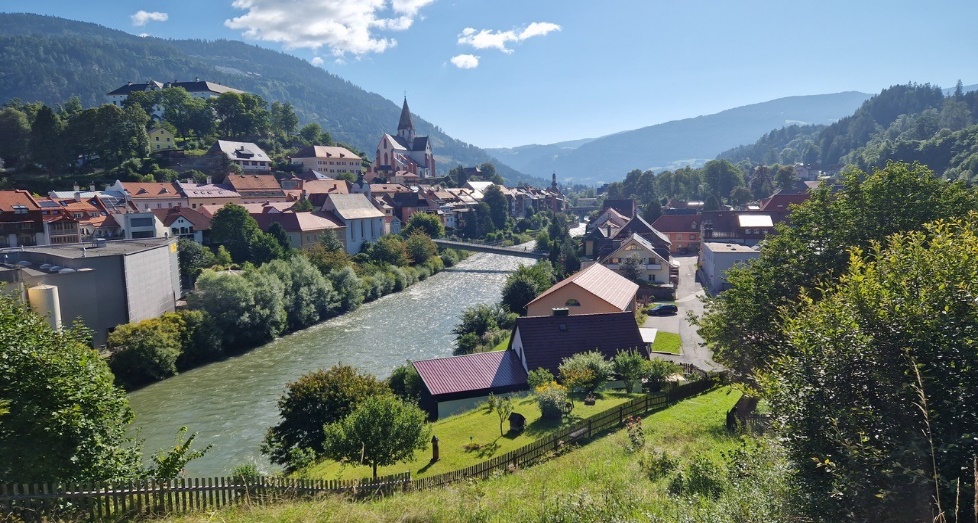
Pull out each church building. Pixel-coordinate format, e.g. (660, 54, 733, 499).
(372, 98, 436, 178)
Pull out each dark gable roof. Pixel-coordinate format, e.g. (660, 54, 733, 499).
(615, 215, 671, 247)
(413, 351, 527, 397)
(652, 213, 699, 233)
(397, 98, 414, 131)
(412, 137, 429, 151)
(602, 199, 637, 219)
(512, 312, 648, 376)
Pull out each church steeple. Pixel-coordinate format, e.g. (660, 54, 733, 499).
(396, 97, 416, 145)
(551, 172, 558, 190)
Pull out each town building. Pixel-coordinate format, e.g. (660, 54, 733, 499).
(699, 242, 761, 294)
(151, 207, 212, 244)
(225, 174, 287, 203)
(290, 146, 364, 177)
(319, 193, 385, 254)
(148, 126, 178, 152)
(108, 181, 188, 211)
(413, 351, 528, 420)
(250, 211, 346, 250)
(599, 233, 674, 285)
(651, 213, 701, 255)
(0, 238, 180, 346)
(526, 263, 638, 317)
(176, 180, 242, 209)
(0, 190, 47, 247)
(208, 141, 272, 173)
(106, 79, 244, 116)
(372, 98, 435, 178)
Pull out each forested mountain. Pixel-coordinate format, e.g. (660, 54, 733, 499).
(0, 13, 540, 184)
(718, 83, 978, 183)
(485, 92, 871, 184)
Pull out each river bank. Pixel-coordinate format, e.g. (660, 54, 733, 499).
(129, 251, 529, 476)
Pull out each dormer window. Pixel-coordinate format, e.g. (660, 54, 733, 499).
(565, 299, 581, 307)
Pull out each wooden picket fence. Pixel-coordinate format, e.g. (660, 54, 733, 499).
(0, 376, 719, 521)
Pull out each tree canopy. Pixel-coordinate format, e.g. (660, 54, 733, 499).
(0, 295, 141, 482)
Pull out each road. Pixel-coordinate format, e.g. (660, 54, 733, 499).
(642, 255, 722, 372)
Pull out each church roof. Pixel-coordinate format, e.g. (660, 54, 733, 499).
(412, 136, 429, 151)
(398, 98, 414, 131)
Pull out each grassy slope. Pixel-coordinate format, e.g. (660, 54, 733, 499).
(302, 390, 641, 480)
(166, 387, 747, 523)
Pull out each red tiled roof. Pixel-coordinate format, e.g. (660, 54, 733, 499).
(303, 179, 349, 195)
(512, 312, 648, 376)
(527, 263, 638, 312)
(226, 174, 283, 192)
(120, 182, 182, 199)
(413, 351, 527, 397)
(0, 190, 41, 212)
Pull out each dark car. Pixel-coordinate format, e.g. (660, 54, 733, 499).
(648, 303, 679, 316)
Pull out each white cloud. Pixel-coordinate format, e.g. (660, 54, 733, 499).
(138, 33, 151, 38)
(457, 22, 560, 54)
(225, 0, 436, 57)
(310, 56, 325, 66)
(518, 22, 560, 40)
(131, 11, 168, 27)
(450, 54, 479, 69)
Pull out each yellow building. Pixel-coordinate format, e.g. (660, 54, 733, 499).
(148, 127, 177, 151)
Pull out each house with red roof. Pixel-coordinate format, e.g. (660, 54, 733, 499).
(525, 263, 638, 317)
(651, 213, 702, 254)
(151, 206, 213, 244)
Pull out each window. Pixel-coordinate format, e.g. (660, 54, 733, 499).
(689, 234, 696, 240)
(565, 299, 581, 307)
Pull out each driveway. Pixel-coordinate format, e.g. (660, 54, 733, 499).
(643, 255, 722, 371)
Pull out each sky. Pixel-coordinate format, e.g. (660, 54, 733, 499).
(2, 1, 977, 149)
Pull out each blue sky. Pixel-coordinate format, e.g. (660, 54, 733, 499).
(2, 1, 977, 148)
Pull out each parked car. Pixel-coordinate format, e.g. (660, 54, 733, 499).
(648, 303, 678, 316)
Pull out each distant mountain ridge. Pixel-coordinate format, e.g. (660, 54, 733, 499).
(0, 13, 545, 185)
(487, 92, 872, 184)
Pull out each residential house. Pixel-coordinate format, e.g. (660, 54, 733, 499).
(225, 174, 287, 203)
(413, 351, 528, 420)
(109, 181, 188, 210)
(602, 199, 637, 219)
(509, 311, 650, 378)
(320, 193, 385, 254)
(599, 233, 674, 285)
(699, 210, 777, 246)
(0, 190, 45, 247)
(148, 127, 178, 152)
(151, 206, 212, 244)
(177, 180, 242, 209)
(290, 145, 364, 177)
(208, 141, 272, 173)
(699, 242, 761, 294)
(525, 263, 638, 317)
(651, 214, 701, 254)
(250, 211, 346, 250)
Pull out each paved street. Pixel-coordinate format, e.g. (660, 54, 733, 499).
(643, 255, 722, 371)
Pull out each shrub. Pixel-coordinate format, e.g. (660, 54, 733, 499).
(614, 349, 653, 393)
(440, 249, 460, 267)
(535, 381, 568, 420)
(558, 351, 613, 395)
(387, 363, 423, 402)
(527, 367, 555, 389)
(622, 415, 645, 452)
(640, 450, 678, 481)
(107, 317, 183, 387)
(647, 358, 682, 392)
(668, 455, 727, 499)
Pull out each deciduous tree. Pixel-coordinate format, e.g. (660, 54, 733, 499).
(322, 395, 429, 478)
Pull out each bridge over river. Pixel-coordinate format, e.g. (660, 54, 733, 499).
(433, 239, 545, 259)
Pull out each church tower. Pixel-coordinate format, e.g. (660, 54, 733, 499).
(397, 97, 416, 145)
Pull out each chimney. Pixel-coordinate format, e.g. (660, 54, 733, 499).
(552, 308, 569, 316)
(73, 183, 80, 192)
(90, 184, 96, 192)
(206, 176, 212, 184)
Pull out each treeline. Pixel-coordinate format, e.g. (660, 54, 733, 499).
(108, 207, 464, 389)
(718, 82, 978, 183)
(0, 87, 368, 189)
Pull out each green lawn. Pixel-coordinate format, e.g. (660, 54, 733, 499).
(166, 387, 761, 523)
(651, 331, 682, 354)
(301, 389, 641, 481)
(489, 333, 511, 352)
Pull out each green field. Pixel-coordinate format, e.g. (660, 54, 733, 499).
(165, 387, 795, 523)
(301, 389, 641, 480)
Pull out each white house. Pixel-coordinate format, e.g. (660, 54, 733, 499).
(699, 242, 761, 294)
(320, 193, 386, 254)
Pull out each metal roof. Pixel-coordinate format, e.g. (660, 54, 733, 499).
(413, 351, 528, 397)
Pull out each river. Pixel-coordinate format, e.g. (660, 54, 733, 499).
(128, 251, 528, 476)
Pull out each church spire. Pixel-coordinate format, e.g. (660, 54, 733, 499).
(551, 172, 558, 189)
(397, 97, 414, 131)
